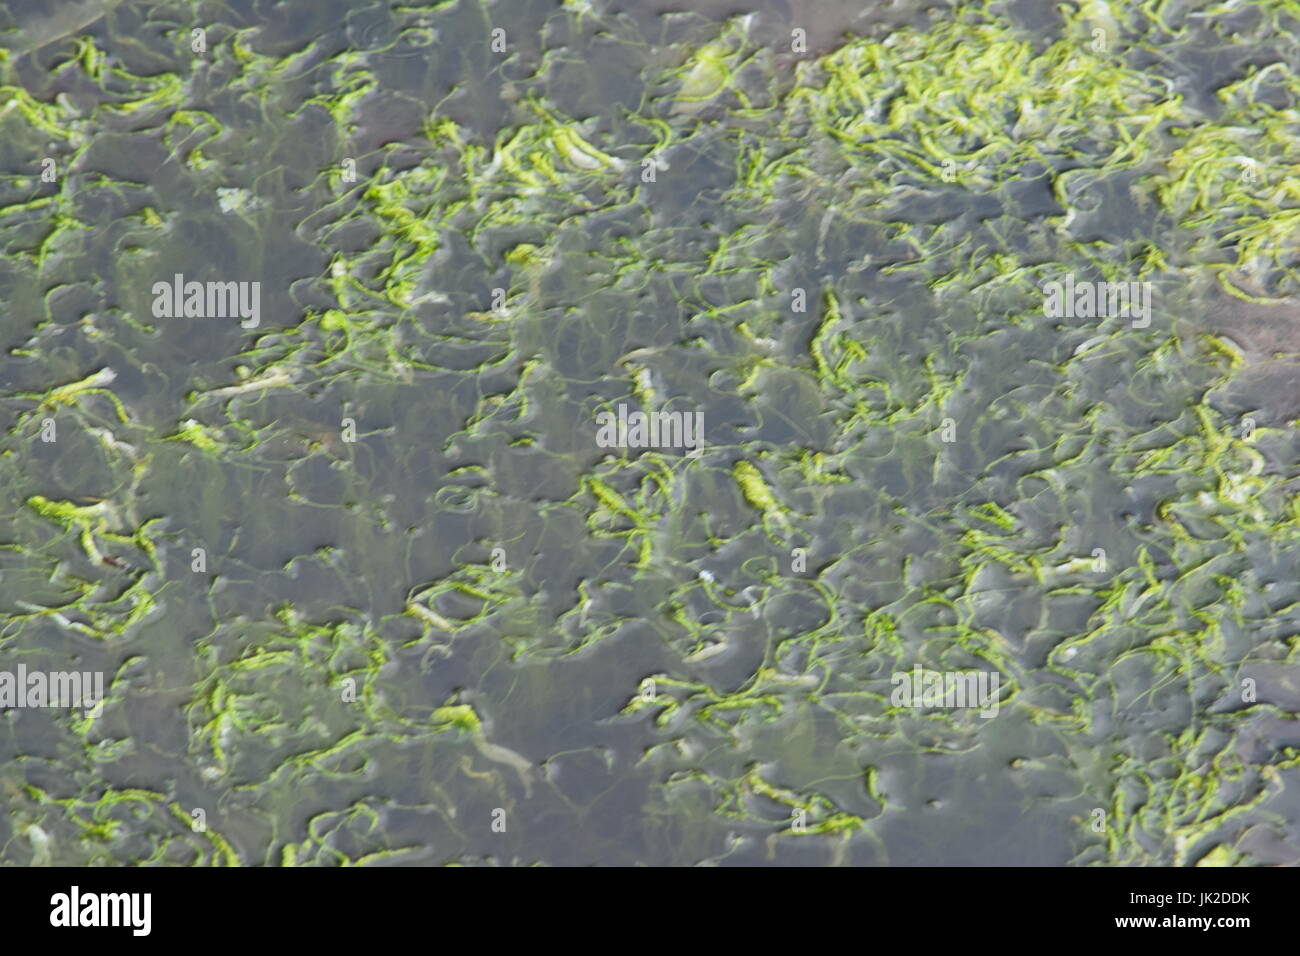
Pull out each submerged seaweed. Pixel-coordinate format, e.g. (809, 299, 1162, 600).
(1, 0, 1300, 866)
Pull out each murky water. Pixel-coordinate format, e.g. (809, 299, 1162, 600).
(2, 0, 1299, 866)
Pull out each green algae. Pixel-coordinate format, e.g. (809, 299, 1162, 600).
(1, 0, 1299, 866)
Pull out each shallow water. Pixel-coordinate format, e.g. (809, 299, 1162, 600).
(2, 0, 1299, 866)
